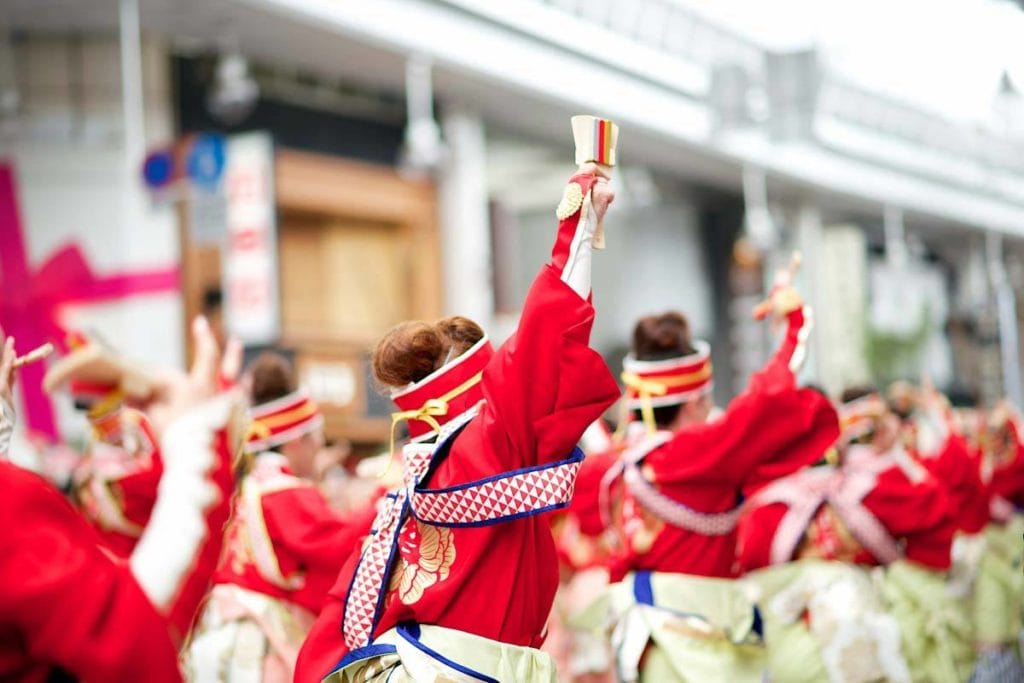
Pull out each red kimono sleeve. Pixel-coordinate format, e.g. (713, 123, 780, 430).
(570, 449, 621, 537)
(920, 434, 989, 534)
(439, 173, 620, 477)
(0, 461, 182, 683)
(863, 466, 955, 570)
(263, 487, 376, 563)
(262, 487, 377, 612)
(650, 307, 838, 492)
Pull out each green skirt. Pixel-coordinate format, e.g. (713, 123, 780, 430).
(973, 517, 1024, 647)
(881, 560, 975, 683)
(747, 560, 910, 683)
(575, 571, 764, 683)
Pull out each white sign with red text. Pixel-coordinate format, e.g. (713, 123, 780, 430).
(222, 132, 280, 345)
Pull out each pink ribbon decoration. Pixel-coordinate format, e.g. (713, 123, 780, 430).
(0, 162, 181, 439)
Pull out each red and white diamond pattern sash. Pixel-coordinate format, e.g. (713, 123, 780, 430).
(341, 487, 408, 651)
(341, 445, 582, 650)
(342, 445, 434, 651)
(610, 431, 741, 536)
(410, 452, 583, 526)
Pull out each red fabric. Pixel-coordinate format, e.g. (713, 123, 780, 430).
(554, 449, 621, 571)
(916, 434, 989, 535)
(736, 498, 789, 572)
(84, 451, 163, 558)
(549, 174, 597, 274)
(72, 413, 163, 558)
(609, 308, 839, 581)
(295, 198, 619, 681)
(572, 450, 621, 538)
(857, 463, 954, 570)
(213, 461, 377, 615)
(0, 461, 182, 683)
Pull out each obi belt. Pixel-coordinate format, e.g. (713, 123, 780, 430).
(340, 419, 583, 652)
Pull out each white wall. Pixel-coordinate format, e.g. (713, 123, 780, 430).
(511, 201, 712, 363)
(2, 35, 183, 441)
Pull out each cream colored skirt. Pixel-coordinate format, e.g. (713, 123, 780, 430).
(183, 584, 315, 683)
(323, 623, 558, 683)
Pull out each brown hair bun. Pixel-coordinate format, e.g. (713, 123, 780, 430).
(372, 317, 486, 389)
(632, 311, 696, 361)
(435, 316, 486, 358)
(249, 352, 296, 405)
(373, 321, 445, 388)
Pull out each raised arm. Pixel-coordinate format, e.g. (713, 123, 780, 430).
(129, 318, 244, 642)
(451, 126, 621, 478)
(748, 257, 813, 394)
(652, 269, 835, 489)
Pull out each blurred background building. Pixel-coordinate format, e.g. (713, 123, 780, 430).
(2, 0, 1024, 451)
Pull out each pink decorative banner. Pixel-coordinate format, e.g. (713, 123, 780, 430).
(0, 162, 181, 439)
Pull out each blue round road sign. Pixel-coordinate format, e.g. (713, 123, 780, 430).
(142, 150, 173, 188)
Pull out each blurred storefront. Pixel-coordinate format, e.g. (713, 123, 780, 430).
(172, 53, 442, 445)
(4, 0, 1024, 449)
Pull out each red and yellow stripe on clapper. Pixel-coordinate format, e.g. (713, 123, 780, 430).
(572, 115, 619, 167)
(594, 117, 614, 165)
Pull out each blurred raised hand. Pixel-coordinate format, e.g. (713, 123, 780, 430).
(136, 317, 242, 439)
(753, 252, 804, 321)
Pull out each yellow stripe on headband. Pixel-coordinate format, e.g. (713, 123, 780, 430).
(253, 401, 318, 431)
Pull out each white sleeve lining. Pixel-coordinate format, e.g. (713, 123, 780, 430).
(129, 393, 234, 611)
(788, 306, 813, 374)
(560, 191, 597, 299)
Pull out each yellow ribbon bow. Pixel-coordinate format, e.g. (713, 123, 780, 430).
(381, 370, 485, 481)
(619, 371, 668, 436)
(380, 398, 450, 482)
(388, 397, 451, 465)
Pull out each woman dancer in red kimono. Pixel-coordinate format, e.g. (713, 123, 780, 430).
(295, 142, 620, 681)
(739, 389, 962, 683)
(593, 267, 838, 683)
(185, 352, 377, 682)
(888, 381, 988, 536)
(42, 332, 165, 558)
(0, 318, 244, 682)
(971, 403, 1024, 681)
